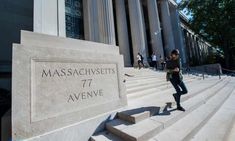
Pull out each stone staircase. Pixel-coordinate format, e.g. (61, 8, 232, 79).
(91, 68, 235, 141)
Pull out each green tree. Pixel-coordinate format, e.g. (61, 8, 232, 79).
(179, 0, 235, 69)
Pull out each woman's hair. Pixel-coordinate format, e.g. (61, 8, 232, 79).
(171, 49, 179, 55)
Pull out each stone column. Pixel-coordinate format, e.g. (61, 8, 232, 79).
(183, 29, 190, 64)
(203, 42, 207, 61)
(205, 43, 209, 55)
(34, 0, 58, 36)
(185, 31, 189, 63)
(83, 0, 116, 45)
(83, 0, 100, 42)
(159, 0, 175, 57)
(58, 0, 66, 37)
(193, 36, 199, 62)
(190, 34, 195, 60)
(114, 0, 131, 66)
(169, 2, 186, 65)
(97, 0, 116, 45)
(192, 35, 199, 63)
(128, 0, 149, 66)
(198, 40, 203, 62)
(195, 37, 201, 64)
(34, 0, 66, 37)
(147, 0, 164, 59)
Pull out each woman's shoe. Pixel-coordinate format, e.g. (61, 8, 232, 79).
(177, 106, 185, 112)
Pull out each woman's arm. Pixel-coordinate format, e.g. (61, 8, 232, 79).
(165, 68, 179, 73)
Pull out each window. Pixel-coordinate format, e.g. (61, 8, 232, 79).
(65, 0, 84, 39)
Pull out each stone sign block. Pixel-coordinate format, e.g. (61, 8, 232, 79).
(12, 31, 127, 140)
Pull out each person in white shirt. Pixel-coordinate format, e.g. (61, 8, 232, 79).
(152, 52, 157, 70)
(137, 52, 144, 69)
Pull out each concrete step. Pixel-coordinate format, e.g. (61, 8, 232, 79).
(127, 81, 171, 94)
(126, 77, 195, 90)
(148, 78, 230, 129)
(119, 77, 209, 124)
(123, 78, 228, 123)
(126, 76, 166, 83)
(124, 68, 210, 80)
(154, 78, 196, 91)
(125, 73, 164, 77)
(124, 69, 163, 74)
(119, 77, 229, 137)
(128, 77, 227, 106)
(180, 77, 228, 102)
(106, 78, 231, 141)
(126, 78, 165, 88)
(126, 74, 197, 83)
(124, 68, 162, 74)
(125, 73, 197, 82)
(91, 68, 229, 141)
(106, 118, 163, 141)
(226, 118, 235, 141)
(117, 110, 150, 124)
(90, 131, 123, 141)
(127, 78, 195, 95)
(190, 90, 235, 141)
(150, 82, 234, 141)
(124, 69, 207, 80)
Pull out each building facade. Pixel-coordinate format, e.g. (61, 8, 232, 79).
(0, 0, 212, 92)
(180, 13, 212, 66)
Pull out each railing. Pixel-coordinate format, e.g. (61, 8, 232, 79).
(222, 68, 235, 76)
(183, 66, 222, 80)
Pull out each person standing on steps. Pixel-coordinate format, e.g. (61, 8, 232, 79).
(137, 52, 144, 69)
(166, 49, 188, 111)
(151, 52, 157, 70)
(160, 55, 166, 70)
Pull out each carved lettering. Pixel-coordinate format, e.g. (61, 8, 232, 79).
(67, 89, 104, 103)
(41, 68, 116, 78)
(41, 69, 51, 77)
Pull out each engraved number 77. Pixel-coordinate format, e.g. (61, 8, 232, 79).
(81, 79, 92, 88)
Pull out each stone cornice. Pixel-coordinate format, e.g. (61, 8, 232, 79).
(168, 0, 178, 8)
